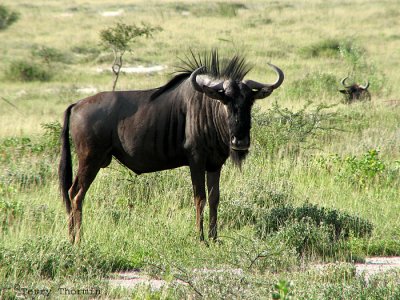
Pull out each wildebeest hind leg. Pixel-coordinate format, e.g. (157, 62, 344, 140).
(68, 154, 107, 244)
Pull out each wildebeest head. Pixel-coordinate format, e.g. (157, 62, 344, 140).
(339, 77, 371, 103)
(190, 62, 284, 162)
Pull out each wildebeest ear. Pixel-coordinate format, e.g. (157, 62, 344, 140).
(339, 89, 348, 94)
(202, 86, 228, 103)
(252, 87, 272, 100)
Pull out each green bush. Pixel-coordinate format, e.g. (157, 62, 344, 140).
(0, 5, 19, 30)
(316, 149, 397, 188)
(256, 203, 373, 240)
(40, 121, 62, 156)
(256, 203, 373, 258)
(220, 179, 294, 229)
(252, 102, 340, 158)
(341, 149, 385, 185)
(6, 60, 52, 82)
(272, 280, 293, 300)
(271, 218, 333, 257)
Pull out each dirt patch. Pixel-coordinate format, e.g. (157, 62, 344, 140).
(108, 257, 400, 290)
(384, 99, 400, 107)
(76, 87, 98, 94)
(100, 10, 124, 17)
(108, 271, 186, 291)
(96, 65, 166, 74)
(108, 271, 164, 290)
(355, 257, 400, 281)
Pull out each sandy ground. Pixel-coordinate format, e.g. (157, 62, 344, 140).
(355, 256, 400, 281)
(108, 257, 400, 290)
(108, 271, 172, 290)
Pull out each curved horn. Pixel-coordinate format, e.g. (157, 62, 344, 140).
(340, 76, 350, 87)
(190, 66, 224, 93)
(190, 67, 206, 93)
(360, 80, 369, 90)
(243, 63, 284, 90)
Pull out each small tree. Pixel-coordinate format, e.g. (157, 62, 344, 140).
(0, 5, 19, 30)
(100, 22, 160, 91)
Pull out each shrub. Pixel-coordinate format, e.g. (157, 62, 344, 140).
(274, 219, 333, 256)
(0, 5, 19, 30)
(341, 149, 385, 185)
(272, 280, 293, 300)
(316, 149, 397, 188)
(256, 203, 373, 259)
(220, 179, 294, 229)
(6, 60, 52, 82)
(256, 203, 373, 240)
(252, 102, 340, 158)
(40, 121, 62, 156)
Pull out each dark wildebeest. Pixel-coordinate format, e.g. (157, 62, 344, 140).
(59, 51, 284, 244)
(339, 77, 371, 103)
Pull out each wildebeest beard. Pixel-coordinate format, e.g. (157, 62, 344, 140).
(230, 149, 249, 169)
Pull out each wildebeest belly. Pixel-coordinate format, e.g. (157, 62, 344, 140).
(112, 146, 188, 174)
(113, 109, 188, 174)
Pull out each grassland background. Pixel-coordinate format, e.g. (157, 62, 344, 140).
(1, 0, 400, 299)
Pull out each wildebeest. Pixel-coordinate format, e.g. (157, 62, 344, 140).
(59, 50, 284, 244)
(339, 77, 371, 103)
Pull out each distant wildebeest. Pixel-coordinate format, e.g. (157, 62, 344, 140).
(59, 50, 284, 244)
(339, 77, 371, 103)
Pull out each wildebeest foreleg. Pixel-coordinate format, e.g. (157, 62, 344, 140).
(189, 164, 206, 241)
(207, 169, 221, 240)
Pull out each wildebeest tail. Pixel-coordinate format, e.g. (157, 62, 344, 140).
(58, 104, 75, 214)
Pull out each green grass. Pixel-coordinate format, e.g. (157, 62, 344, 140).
(1, 0, 400, 298)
